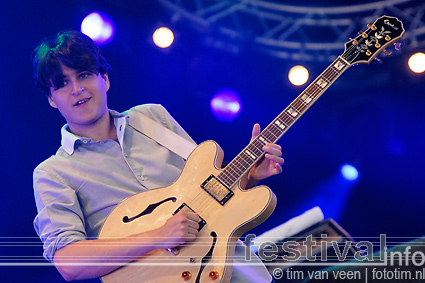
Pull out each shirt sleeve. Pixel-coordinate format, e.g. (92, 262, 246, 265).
(33, 165, 87, 262)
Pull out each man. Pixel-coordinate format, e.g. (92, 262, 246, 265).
(33, 30, 284, 282)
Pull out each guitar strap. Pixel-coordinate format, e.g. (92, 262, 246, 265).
(127, 110, 196, 160)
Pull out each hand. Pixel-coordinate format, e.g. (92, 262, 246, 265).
(247, 123, 284, 184)
(155, 211, 200, 249)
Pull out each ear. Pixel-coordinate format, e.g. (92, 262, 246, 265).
(103, 73, 110, 91)
(48, 95, 58, 108)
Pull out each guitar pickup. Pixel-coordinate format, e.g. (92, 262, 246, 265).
(173, 203, 206, 231)
(201, 175, 234, 206)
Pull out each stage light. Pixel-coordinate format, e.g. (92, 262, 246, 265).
(408, 52, 425, 73)
(288, 65, 309, 86)
(340, 163, 359, 182)
(152, 27, 174, 48)
(210, 88, 242, 122)
(81, 12, 115, 46)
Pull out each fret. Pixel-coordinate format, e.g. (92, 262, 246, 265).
(323, 68, 339, 81)
(257, 135, 269, 144)
(287, 107, 299, 118)
(228, 162, 244, 176)
(333, 59, 346, 71)
(217, 173, 231, 187)
(218, 168, 232, 181)
(329, 64, 340, 75)
(303, 88, 319, 101)
(282, 110, 296, 122)
(292, 99, 308, 112)
(233, 156, 250, 170)
(278, 115, 294, 130)
(263, 128, 279, 142)
(250, 141, 264, 156)
(299, 93, 313, 105)
(315, 78, 329, 89)
(221, 167, 238, 183)
(276, 116, 290, 127)
(267, 126, 282, 141)
(273, 119, 286, 131)
(309, 83, 322, 94)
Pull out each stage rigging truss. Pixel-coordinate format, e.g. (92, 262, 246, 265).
(158, 0, 425, 61)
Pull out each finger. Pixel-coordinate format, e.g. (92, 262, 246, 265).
(265, 154, 285, 165)
(263, 143, 282, 151)
(251, 123, 261, 142)
(176, 211, 199, 222)
(187, 220, 200, 230)
(263, 145, 282, 157)
(274, 163, 283, 174)
(185, 212, 200, 223)
(184, 226, 199, 242)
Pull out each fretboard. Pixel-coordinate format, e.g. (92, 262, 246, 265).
(217, 56, 351, 189)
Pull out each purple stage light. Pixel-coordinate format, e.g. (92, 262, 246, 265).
(81, 12, 115, 46)
(210, 88, 242, 122)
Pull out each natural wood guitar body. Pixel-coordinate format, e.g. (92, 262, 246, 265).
(99, 141, 277, 283)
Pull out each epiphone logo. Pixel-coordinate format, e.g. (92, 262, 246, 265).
(384, 19, 399, 30)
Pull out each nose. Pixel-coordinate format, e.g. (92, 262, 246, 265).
(71, 81, 84, 96)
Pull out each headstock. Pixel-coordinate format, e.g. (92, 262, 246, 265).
(342, 16, 405, 65)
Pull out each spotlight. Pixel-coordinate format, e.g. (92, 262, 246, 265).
(340, 163, 359, 182)
(152, 27, 174, 48)
(288, 65, 309, 86)
(81, 12, 115, 46)
(408, 52, 425, 73)
(210, 88, 242, 122)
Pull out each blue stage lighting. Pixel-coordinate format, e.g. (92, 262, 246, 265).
(210, 88, 242, 122)
(340, 163, 359, 181)
(81, 12, 115, 46)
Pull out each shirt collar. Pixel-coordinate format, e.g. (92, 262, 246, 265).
(61, 109, 129, 155)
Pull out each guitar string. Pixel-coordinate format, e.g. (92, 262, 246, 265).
(180, 23, 384, 228)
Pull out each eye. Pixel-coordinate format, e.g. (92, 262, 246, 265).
(79, 72, 92, 79)
(53, 79, 68, 90)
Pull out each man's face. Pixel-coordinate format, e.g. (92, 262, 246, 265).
(48, 63, 110, 133)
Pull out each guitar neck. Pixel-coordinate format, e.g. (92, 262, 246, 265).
(217, 56, 351, 189)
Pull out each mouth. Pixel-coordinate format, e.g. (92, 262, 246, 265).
(74, 97, 91, 106)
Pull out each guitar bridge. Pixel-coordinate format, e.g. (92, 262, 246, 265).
(201, 175, 234, 206)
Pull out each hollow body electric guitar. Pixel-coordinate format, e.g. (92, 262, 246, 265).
(98, 16, 405, 283)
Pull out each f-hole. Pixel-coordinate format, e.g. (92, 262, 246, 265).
(195, 231, 217, 283)
(122, 197, 177, 223)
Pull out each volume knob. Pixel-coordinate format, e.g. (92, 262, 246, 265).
(209, 270, 219, 280)
(182, 271, 191, 281)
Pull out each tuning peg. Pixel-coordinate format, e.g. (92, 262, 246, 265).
(374, 58, 382, 64)
(367, 23, 377, 30)
(383, 49, 392, 56)
(359, 31, 368, 38)
(358, 31, 368, 38)
(349, 38, 358, 45)
(394, 41, 402, 51)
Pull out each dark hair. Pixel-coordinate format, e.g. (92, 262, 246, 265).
(33, 30, 111, 96)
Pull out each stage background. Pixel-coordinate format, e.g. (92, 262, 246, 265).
(0, 1, 424, 282)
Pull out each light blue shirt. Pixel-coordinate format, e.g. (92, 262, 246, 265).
(33, 104, 271, 282)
